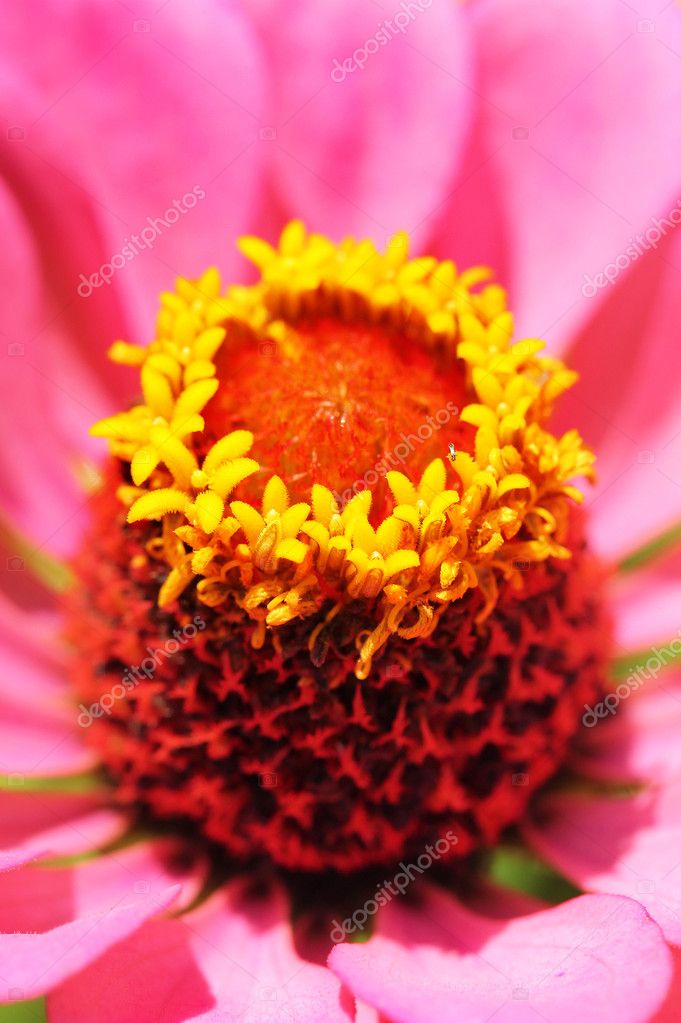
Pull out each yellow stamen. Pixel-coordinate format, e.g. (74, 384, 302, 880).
(94, 221, 594, 677)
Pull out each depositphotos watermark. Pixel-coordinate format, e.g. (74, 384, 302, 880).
(76, 186, 206, 297)
(77, 616, 206, 727)
(333, 400, 459, 506)
(329, 829, 458, 943)
(582, 630, 681, 727)
(581, 199, 681, 297)
(331, 0, 432, 82)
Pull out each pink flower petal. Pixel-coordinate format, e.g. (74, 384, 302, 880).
(0, 848, 43, 873)
(354, 1002, 382, 1023)
(0, 0, 266, 556)
(0, 787, 126, 864)
(0, 840, 202, 1001)
(0, 596, 96, 777)
(0, 672, 89, 779)
(652, 947, 681, 1023)
(0, 883, 180, 1002)
(0, 705, 95, 778)
(1, 0, 266, 334)
(611, 552, 681, 651)
(0, 179, 122, 556)
(571, 672, 681, 784)
(585, 397, 681, 562)
(251, 0, 473, 245)
(526, 786, 681, 945)
(430, 0, 681, 353)
(0, 841, 195, 933)
(49, 878, 354, 1022)
(0, 591, 67, 715)
(561, 232, 681, 560)
(48, 917, 215, 1023)
(329, 883, 672, 1022)
(0, 789, 108, 849)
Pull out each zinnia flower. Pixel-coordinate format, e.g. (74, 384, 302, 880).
(2, 3, 681, 1022)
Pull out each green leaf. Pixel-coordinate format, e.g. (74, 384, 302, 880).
(0, 771, 102, 794)
(0, 998, 47, 1023)
(0, 512, 72, 593)
(618, 519, 681, 575)
(487, 845, 581, 904)
(612, 640, 681, 681)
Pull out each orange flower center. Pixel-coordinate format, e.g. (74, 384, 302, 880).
(206, 316, 470, 511)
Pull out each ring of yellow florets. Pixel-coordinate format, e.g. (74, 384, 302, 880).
(92, 221, 594, 679)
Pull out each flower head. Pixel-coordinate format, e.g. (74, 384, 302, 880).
(67, 224, 610, 873)
(3, 2, 681, 1019)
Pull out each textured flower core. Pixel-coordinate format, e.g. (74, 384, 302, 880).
(69, 222, 609, 871)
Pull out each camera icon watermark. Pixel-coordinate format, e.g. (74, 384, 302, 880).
(6, 556, 24, 572)
(512, 772, 529, 787)
(513, 560, 531, 572)
(512, 126, 529, 141)
(256, 986, 278, 1001)
(6, 342, 25, 357)
(512, 986, 530, 1000)
(258, 339, 278, 358)
(7, 126, 25, 141)
(385, 232, 409, 258)
(259, 773, 278, 789)
(133, 19, 150, 32)
(259, 126, 277, 141)
(637, 450, 655, 464)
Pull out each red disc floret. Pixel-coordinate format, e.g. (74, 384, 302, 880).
(66, 463, 610, 872)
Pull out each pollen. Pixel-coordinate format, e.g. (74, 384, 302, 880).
(69, 222, 610, 872)
(91, 221, 594, 679)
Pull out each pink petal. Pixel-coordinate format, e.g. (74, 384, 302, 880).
(653, 947, 681, 1023)
(559, 232, 681, 560)
(0, 883, 180, 1002)
(251, 0, 473, 244)
(0, 0, 266, 556)
(571, 672, 681, 784)
(526, 786, 681, 945)
(49, 878, 354, 1022)
(0, 597, 96, 778)
(154, 878, 354, 1023)
(0, 675, 87, 777)
(1, 0, 266, 334)
(354, 1003, 382, 1023)
(0, 840, 202, 1001)
(0, 788, 126, 864)
(430, 0, 681, 353)
(585, 398, 681, 564)
(48, 917, 215, 1022)
(0, 841, 194, 932)
(0, 591, 67, 714)
(0, 849, 43, 873)
(0, 178, 124, 557)
(611, 552, 681, 652)
(330, 883, 671, 1023)
(0, 789, 108, 848)
(0, 716, 95, 777)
